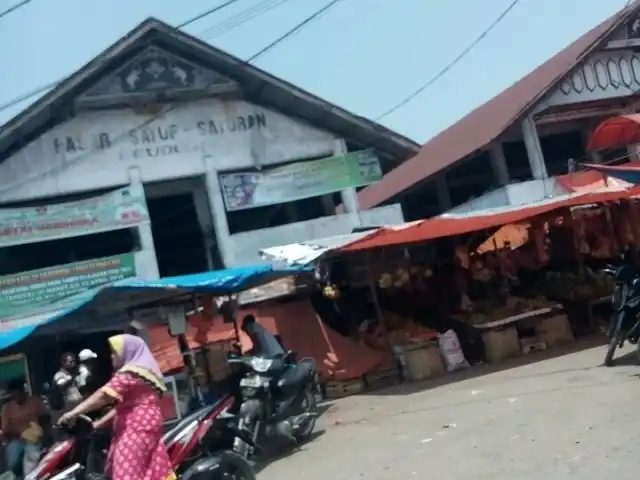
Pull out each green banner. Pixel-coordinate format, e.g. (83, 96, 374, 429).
(219, 149, 382, 211)
(0, 184, 149, 247)
(0, 254, 136, 313)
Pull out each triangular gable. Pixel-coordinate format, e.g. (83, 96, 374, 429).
(536, 7, 640, 112)
(0, 18, 418, 166)
(353, 1, 640, 210)
(80, 45, 236, 98)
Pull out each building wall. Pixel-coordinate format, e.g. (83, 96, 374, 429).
(227, 203, 404, 266)
(0, 98, 337, 202)
(0, 98, 399, 272)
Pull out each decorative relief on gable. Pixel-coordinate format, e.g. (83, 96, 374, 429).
(606, 10, 640, 48)
(80, 46, 234, 98)
(536, 50, 640, 112)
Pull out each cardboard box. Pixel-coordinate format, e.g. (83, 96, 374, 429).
(403, 344, 445, 381)
(482, 327, 521, 363)
(535, 314, 574, 346)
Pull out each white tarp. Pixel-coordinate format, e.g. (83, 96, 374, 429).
(259, 231, 376, 266)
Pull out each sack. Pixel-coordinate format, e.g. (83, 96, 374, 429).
(438, 329, 470, 372)
(21, 422, 43, 444)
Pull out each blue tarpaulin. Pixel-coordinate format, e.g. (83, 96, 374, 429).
(585, 163, 640, 185)
(0, 264, 310, 351)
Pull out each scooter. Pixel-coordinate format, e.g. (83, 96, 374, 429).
(25, 399, 257, 480)
(229, 351, 318, 459)
(603, 264, 640, 366)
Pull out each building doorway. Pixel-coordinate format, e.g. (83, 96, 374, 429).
(145, 178, 223, 278)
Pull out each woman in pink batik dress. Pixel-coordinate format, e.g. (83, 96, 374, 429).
(58, 334, 175, 480)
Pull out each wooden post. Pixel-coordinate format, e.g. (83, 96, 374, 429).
(365, 252, 394, 356)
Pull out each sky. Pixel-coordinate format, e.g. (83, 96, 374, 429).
(0, 0, 630, 143)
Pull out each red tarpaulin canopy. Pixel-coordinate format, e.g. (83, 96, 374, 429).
(339, 189, 631, 253)
(587, 114, 640, 152)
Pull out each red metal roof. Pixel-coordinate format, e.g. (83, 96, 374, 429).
(341, 189, 633, 252)
(356, 4, 638, 210)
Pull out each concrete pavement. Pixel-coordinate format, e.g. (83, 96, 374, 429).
(258, 337, 640, 479)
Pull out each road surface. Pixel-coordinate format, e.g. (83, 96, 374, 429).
(258, 337, 640, 480)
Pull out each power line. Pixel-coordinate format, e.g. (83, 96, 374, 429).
(0, 0, 245, 115)
(199, 0, 295, 40)
(248, 0, 343, 61)
(374, 0, 521, 121)
(0, 0, 346, 197)
(0, 0, 33, 21)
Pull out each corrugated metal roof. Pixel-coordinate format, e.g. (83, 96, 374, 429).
(355, 2, 640, 209)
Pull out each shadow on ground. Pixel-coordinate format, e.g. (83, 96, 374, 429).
(251, 406, 330, 474)
(356, 335, 609, 398)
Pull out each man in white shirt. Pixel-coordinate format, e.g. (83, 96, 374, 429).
(52, 353, 83, 411)
(77, 349, 98, 395)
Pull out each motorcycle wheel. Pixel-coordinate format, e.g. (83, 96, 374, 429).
(294, 391, 318, 442)
(218, 451, 256, 480)
(605, 314, 623, 367)
(234, 399, 262, 459)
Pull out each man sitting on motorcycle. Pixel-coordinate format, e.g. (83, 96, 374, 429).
(240, 315, 286, 357)
(0, 379, 50, 475)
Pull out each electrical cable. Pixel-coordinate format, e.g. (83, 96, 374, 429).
(0, 0, 33, 21)
(247, 0, 343, 61)
(0, 0, 347, 197)
(0, 0, 246, 115)
(198, 0, 295, 40)
(374, 0, 521, 121)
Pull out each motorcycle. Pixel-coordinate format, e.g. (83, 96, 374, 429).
(603, 264, 640, 366)
(25, 399, 257, 480)
(229, 351, 318, 459)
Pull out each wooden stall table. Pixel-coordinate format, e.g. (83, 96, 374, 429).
(550, 295, 612, 337)
(472, 305, 573, 363)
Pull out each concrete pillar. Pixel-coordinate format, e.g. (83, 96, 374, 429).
(192, 186, 216, 270)
(127, 167, 159, 279)
(333, 139, 362, 227)
(203, 154, 232, 267)
(521, 115, 548, 180)
(435, 176, 451, 212)
(488, 142, 510, 185)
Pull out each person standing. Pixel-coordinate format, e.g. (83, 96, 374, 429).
(57, 334, 175, 480)
(0, 379, 49, 475)
(77, 349, 98, 396)
(52, 353, 83, 412)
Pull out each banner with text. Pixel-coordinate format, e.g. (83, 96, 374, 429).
(219, 149, 382, 211)
(0, 184, 149, 247)
(0, 253, 137, 314)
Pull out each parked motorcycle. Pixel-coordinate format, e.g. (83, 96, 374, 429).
(228, 351, 318, 459)
(603, 264, 640, 366)
(25, 399, 257, 480)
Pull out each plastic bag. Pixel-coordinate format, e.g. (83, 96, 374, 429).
(438, 329, 470, 372)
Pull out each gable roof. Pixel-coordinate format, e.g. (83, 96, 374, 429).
(355, 2, 640, 210)
(0, 18, 419, 163)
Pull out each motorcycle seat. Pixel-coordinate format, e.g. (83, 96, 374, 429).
(277, 360, 315, 389)
(162, 404, 216, 445)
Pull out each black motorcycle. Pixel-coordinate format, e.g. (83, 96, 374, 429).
(228, 351, 318, 459)
(603, 264, 640, 366)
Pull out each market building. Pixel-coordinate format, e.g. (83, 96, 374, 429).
(0, 17, 417, 286)
(353, 1, 640, 219)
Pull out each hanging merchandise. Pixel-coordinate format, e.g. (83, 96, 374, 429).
(531, 219, 549, 265)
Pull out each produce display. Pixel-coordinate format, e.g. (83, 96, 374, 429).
(451, 295, 556, 326)
(382, 311, 438, 344)
(541, 270, 615, 301)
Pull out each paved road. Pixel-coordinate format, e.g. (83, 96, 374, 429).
(258, 337, 640, 480)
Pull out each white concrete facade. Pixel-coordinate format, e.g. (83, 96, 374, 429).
(0, 98, 404, 278)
